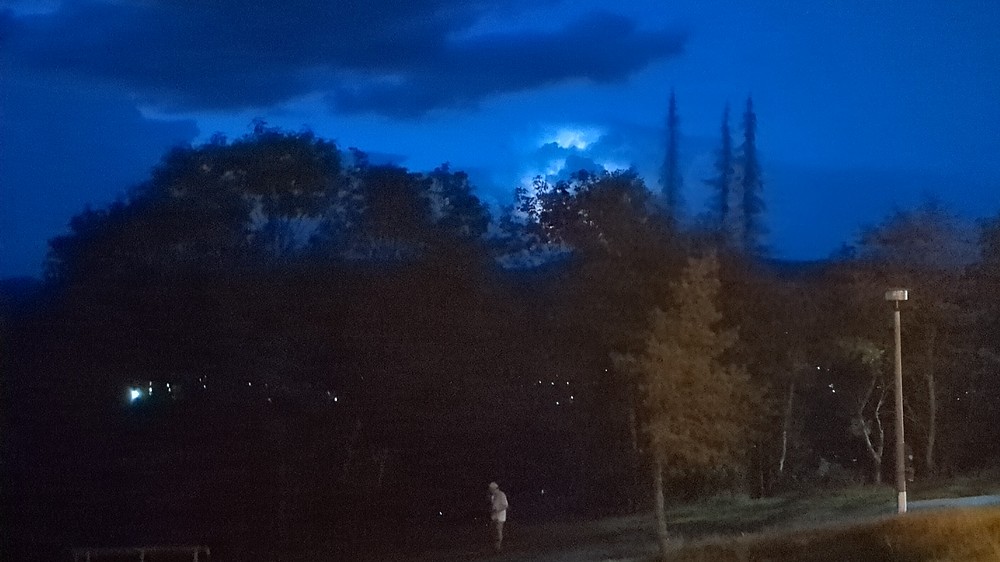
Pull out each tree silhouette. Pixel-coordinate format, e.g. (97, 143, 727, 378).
(739, 97, 765, 255)
(659, 89, 683, 226)
(706, 104, 734, 246)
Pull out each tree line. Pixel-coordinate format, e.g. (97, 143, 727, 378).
(3, 111, 1000, 559)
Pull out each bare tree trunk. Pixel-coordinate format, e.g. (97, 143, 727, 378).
(872, 390, 886, 484)
(857, 373, 887, 485)
(778, 380, 795, 474)
(925, 325, 938, 476)
(758, 448, 766, 498)
(652, 457, 670, 558)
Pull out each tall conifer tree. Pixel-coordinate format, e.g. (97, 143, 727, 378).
(613, 253, 760, 557)
(660, 89, 682, 225)
(706, 104, 734, 245)
(739, 96, 765, 255)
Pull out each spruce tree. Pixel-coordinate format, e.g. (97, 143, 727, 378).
(739, 96, 765, 255)
(659, 89, 682, 226)
(706, 104, 734, 245)
(613, 253, 760, 556)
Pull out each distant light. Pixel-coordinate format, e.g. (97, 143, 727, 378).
(334, 396, 338, 402)
(541, 489, 545, 495)
(816, 366, 822, 370)
(555, 401, 560, 406)
(248, 382, 252, 387)
(551, 382, 555, 386)
(570, 395, 574, 400)
(129, 388, 141, 402)
(438, 511, 443, 516)
(565, 381, 569, 385)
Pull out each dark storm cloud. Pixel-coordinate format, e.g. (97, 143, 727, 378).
(5, 1, 685, 116)
(330, 11, 686, 116)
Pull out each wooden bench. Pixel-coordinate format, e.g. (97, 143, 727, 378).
(71, 545, 210, 561)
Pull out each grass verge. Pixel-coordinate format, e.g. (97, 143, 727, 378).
(666, 507, 1000, 562)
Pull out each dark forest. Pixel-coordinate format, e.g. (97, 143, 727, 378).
(4, 123, 1000, 560)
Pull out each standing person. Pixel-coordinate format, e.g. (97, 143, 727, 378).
(488, 482, 509, 551)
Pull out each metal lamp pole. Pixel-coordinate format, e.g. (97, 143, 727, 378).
(885, 288, 908, 514)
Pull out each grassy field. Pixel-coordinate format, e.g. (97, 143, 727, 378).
(400, 470, 1000, 561)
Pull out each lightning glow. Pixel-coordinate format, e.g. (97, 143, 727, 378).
(543, 126, 604, 150)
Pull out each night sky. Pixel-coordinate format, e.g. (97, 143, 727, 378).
(3, 0, 999, 277)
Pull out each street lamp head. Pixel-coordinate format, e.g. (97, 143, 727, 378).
(885, 289, 908, 302)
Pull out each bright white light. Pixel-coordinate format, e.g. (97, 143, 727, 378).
(129, 388, 141, 402)
(556, 401, 560, 406)
(544, 126, 603, 150)
(248, 382, 252, 387)
(334, 396, 338, 402)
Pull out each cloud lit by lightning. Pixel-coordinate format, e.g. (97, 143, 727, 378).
(544, 126, 604, 150)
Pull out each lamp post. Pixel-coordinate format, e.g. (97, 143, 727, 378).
(885, 288, 908, 514)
